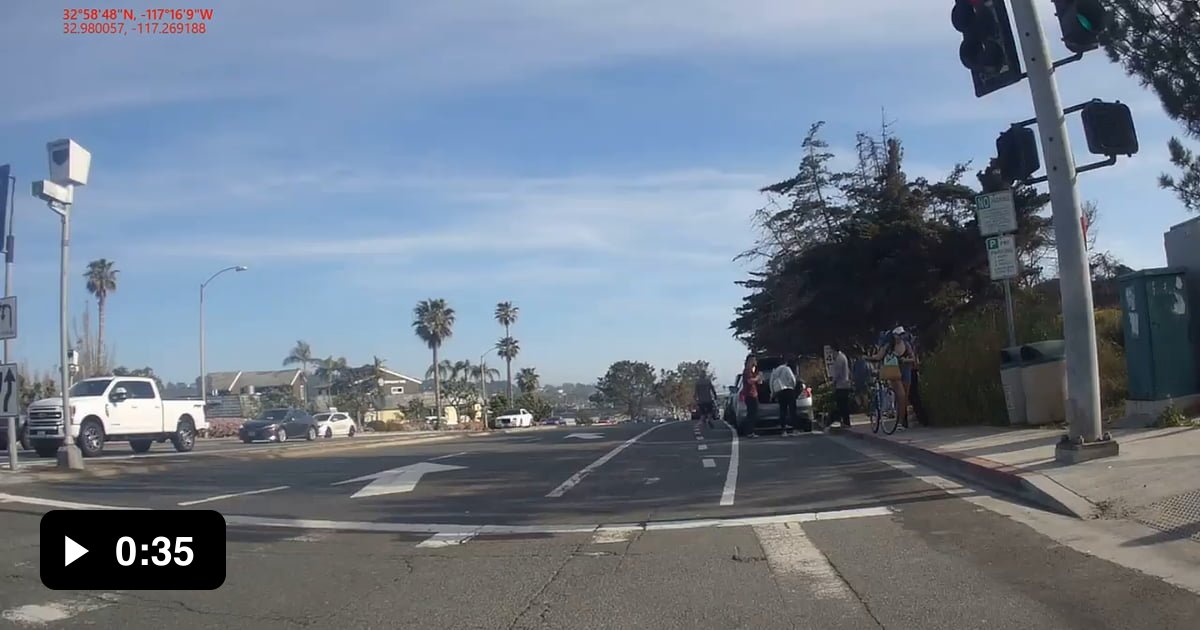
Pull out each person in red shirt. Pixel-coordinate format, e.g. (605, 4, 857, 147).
(740, 355, 760, 439)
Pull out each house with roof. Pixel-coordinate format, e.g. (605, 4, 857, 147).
(204, 369, 308, 402)
(309, 366, 423, 410)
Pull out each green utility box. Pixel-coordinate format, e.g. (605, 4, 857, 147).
(1118, 267, 1200, 400)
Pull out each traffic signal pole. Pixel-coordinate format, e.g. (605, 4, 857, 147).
(1007, 0, 1116, 462)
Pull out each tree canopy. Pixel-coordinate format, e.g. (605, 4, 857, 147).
(1104, 1, 1200, 211)
(731, 121, 1058, 356)
(591, 360, 657, 419)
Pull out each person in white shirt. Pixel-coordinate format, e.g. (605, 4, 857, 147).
(769, 359, 801, 436)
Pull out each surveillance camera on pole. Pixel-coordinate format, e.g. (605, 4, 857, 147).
(33, 138, 91, 471)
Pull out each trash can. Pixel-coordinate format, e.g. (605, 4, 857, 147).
(1020, 340, 1067, 426)
(999, 346, 1027, 425)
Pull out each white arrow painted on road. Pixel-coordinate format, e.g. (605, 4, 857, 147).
(564, 432, 604, 440)
(331, 462, 466, 498)
(64, 536, 88, 566)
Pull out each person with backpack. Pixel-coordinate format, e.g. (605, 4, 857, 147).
(870, 327, 914, 430)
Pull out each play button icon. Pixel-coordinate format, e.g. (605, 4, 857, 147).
(63, 536, 88, 567)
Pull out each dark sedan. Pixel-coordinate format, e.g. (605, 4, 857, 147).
(239, 408, 319, 443)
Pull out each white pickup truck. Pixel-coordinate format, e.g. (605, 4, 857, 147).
(25, 376, 207, 458)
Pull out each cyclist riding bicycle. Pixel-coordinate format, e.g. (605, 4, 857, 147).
(694, 376, 718, 428)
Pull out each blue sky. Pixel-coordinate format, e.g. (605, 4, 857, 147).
(0, 0, 1194, 386)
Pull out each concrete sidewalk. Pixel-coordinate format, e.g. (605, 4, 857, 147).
(835, 419, 1200, 542)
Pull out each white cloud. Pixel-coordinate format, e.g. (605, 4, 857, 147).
(3, 0, 952, 123)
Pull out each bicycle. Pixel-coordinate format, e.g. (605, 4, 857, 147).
(867, 363, 899, 435)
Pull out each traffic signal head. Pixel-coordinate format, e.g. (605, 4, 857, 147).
(1053, 0, 1109, 54)
(952, 0, 1023, 98)
(996, 126, 1040, 182)
(1080, 101, 1138, 156)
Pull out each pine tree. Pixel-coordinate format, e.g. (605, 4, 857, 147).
(1104, 1, 1200, 210)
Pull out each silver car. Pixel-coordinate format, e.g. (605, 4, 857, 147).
(724, 356, 814, 432)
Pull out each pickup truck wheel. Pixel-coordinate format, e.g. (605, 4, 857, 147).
(77, 419, 105, 457)
(306, 426, 317, 441)
(34, 442, 60, 458)
(171, 419, 196, 453)
(129, 439, 153, 453)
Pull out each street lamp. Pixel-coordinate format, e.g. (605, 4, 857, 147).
(480, 344, 500, 430)
(32, 139, 91, 470)
(199, 265, 247, 407)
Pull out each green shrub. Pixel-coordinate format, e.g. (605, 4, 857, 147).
(920, 294, 1127, 427)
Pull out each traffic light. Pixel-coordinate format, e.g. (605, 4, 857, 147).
(952, 0, 1023, 97)
(1080, 101, 1138, 156)
(1053, 0, 1108, 54)
(996, 126, 1040, 182)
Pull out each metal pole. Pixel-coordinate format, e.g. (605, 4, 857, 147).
(479, 357, 486, 430)
(1007, 0, 1111, 457)
(58, 202, 82, 469)
(199, 283, 206, 407)
(5, 174, 16, 470)
(1002, 279, 1018, 348)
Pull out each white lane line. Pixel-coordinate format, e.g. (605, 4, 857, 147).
(702, 458, 716, 468)
(416, 532, 476, 548)
(696, 435, 704, 441)
(176, 486, 290, 506)
(284, 531, 331, 543)
(754, 522, 856, 601)
(720, 421, 740, 506)
(2, 594, 120, 625)
(0, 493, 146, 511)
(591, 528, 638, 544)
(698, 444, 708, 451)
(545, 422, 675, 498)
(0, 492, 892, 535)
(429, 451, 468, 461)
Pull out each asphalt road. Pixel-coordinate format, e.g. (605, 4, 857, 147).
(1, 420, 1198, 629)
(2, 429, 443, 468)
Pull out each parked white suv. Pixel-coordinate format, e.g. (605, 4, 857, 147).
(26, 376, 208, 458)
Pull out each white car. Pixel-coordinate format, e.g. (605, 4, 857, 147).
(313, 412, 357, 438)
(493, 408, 534, 428)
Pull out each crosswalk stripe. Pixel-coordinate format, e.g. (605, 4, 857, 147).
(753, 522, 855, 601)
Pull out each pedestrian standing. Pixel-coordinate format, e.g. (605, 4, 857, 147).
(829, 343, 854, 428)
(769, 358, 799, 436)
(739, 355, 760, 439)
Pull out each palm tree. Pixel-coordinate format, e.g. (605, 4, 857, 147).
(315, 356, 348, 394)
(494, 302, 519, 399)
(517, 367, 540, 395)
(413, 299, 456, 429)
(476, 362, 501, 386)
(497, 336, 520, 397)
(83, 259, 118, 368)
(283, 340, 315, 373)
(425, 359, 454, 382)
